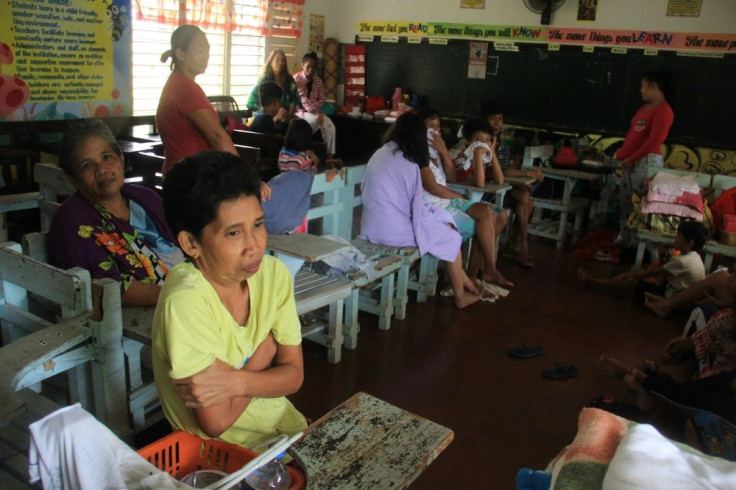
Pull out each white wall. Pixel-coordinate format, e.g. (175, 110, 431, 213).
(306, 0, 736, 46)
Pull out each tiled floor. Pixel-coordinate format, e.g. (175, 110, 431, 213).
(290, 235, 687, 488)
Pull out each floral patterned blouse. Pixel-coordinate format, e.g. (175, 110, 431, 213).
(49, 184, 177, 295)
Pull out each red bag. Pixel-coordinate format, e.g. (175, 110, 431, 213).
(711, 186, 736, 230)
(554, 146, 578, 167)
(364, 95, 386, 115)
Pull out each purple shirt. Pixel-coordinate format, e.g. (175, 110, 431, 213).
(49, 184, 176, 294)
(359, 142, 461, 262)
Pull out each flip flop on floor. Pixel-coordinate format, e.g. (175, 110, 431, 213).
(542, 363, 579, 379)
(591, 394, 646, 415)
(509, 344, 546, 358)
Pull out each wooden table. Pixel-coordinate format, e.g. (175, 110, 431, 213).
(291, 392, 454, 489)
(267, 233, 352, 262)
(523, 166, 600, 249)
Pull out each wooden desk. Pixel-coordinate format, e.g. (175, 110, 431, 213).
(524, 166, 600, 250)
(267, 233, 352, 262)
(446, 181, 512, 204)
(505, 174, 537, 187)
(291, 392, 453, 489)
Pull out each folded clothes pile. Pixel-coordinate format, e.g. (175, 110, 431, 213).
(641, 172, 704, 221)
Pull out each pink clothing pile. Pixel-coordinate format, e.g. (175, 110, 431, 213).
(641, 172, 704, 221)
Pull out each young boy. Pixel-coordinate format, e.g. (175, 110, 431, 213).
(578, 221, 707, 302)
(480, 101, 544, 267)
(249, 81, 284, 135)
(453, 118, 504, 188)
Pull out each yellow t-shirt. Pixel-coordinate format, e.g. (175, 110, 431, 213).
(152, 256, 306, 448)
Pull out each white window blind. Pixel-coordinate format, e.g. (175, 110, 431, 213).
(131, 0, 266, 116)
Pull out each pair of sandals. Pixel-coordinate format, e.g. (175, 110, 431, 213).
(508, 345, 579, 378)
(502, 246, 535, 268)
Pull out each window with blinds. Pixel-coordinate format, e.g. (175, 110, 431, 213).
(131, 1, 266, 116)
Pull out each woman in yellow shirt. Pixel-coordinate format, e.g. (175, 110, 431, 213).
(152, 151, 306, 448)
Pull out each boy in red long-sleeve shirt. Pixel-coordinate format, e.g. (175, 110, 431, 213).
(615, 70, 675, 247)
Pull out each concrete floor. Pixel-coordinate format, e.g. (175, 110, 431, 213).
(290, 236, 687, 488)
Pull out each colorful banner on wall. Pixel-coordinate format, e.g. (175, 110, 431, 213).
(357, 21, 736, 53)
(0, 0, 132, 121)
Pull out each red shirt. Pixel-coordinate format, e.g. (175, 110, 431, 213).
(617, 102, 674, 163)
(156, 71, 217, 174)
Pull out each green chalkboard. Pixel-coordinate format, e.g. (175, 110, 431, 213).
(361, 39, 736, 149)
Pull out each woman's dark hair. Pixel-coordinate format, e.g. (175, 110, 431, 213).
(643, 70, 675, 105)
(384, 112, 429, 166)
(415, 106, 439, 123)
(677, 220, 707, 252)
(160, 25, 204, 71)
(479, 100, 504, 119)
(262, 49, 288, 78)
(58, 119, 122, 178)
(301, 51, 318, 64)
(461, 118, 493, 141)
(163, 151, 261, 242)
(284, 119, 313, 152)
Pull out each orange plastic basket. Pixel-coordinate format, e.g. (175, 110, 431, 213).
(137, 431, 306, 489)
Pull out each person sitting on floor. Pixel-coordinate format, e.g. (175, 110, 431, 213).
(360, 112, 487, 308)
(278, 119, 319, 174)
(49, 119, 184, 306)
(645, 268, 736, 318)
(418, 108, 513, 288)
(153, 150, 307, 448)
(600, 305, 736, 416)
(578, 221, 706, 303)
(249, 81, 283, 135)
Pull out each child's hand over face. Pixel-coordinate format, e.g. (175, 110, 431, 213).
(305, 150, 319, 165)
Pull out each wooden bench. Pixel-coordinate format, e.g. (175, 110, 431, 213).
(21, 232, 162, 434)
(0, 241, 130, 439)
(703, 174, 736, 271)
(524, 166, 600, 250)
(34, 162, 75, 232)
(0, 191, 40, 242)
(0, 390, 61, 489)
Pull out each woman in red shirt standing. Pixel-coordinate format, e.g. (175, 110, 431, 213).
(156, 25, 238, 175)
(615, 70, 675, 246)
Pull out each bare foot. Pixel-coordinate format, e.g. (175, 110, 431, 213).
(623, 368, 654, 413)
(599, 354, 632, 378)
(644, 293, 669, 318)
(454, 291, 481, 309)
(484, 271, 514, 289)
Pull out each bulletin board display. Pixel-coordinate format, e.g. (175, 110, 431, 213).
(0, 0, 132, 122)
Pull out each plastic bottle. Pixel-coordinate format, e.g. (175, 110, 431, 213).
(242, 451, 291, 490)
(391, 87, 402, 110)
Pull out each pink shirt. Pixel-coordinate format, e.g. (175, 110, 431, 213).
(294, 71, 326, 113)
(156, 71, 217, 174)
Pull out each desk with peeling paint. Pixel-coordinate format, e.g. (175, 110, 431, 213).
(290, 392, 453, 489)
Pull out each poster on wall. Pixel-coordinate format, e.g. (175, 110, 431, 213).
(461, 0, 486, 8)
(467, 41, 488, 79)
(309, 14, 325, 54)
(0, 0, 132, 122)
(577, 0, 597, 21)
(667, 0, 702, 17)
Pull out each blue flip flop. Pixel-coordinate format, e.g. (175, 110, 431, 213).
(542, 363, 579, 379)
(509, 344, 546, 358)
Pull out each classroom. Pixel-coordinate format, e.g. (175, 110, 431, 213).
(1, 0, 736, 488)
